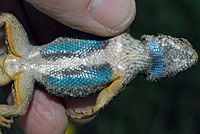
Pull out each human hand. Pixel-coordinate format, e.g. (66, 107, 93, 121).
(0, 0, 136, 133)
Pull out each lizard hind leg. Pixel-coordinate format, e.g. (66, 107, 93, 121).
(0, 13, 31, 57)
(0, 17, 11, 86)
(68, 77, 125, 119)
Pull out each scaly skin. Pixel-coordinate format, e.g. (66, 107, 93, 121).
(0, 13, 198, 133)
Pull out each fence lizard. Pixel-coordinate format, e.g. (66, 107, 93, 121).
(0, 13, 198, 132)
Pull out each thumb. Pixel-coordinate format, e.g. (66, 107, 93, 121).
(25, 0, 136, 36)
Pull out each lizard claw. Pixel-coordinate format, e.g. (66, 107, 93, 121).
(0, 115, 13, 129)
(67, 108, 98, 119)
(73, 108, 94, 118)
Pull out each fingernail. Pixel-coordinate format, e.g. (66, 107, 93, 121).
(89, 0, 135, 29)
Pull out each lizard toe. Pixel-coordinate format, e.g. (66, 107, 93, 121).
(0, 115, 13, 129)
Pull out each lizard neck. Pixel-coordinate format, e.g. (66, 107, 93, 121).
(114, 33, 152, 80)
(126, 41, 152, 79)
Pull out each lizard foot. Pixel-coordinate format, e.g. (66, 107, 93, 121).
(67, 108, 97, 119)
(0, 115, 13, 129)
(74, 108, 94, 117)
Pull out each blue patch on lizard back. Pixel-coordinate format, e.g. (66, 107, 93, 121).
(46, 39, 104, 53)
(43, 64, 113, 97)
(148, 40, 166, 77)
(40, 37, 107, 61)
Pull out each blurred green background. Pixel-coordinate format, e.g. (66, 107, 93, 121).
(1, 0, 200, 134)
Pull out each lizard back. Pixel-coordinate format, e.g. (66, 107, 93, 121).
(37, 36, 116, 97)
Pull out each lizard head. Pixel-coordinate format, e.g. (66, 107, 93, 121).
(141, 34, 198, 81)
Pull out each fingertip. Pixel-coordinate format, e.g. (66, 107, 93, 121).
(17, 88, 68, 134)
(25, 0, 136, 36)
(89, 0, 136, 34)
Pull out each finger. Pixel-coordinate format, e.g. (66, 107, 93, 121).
(25, 0, 136, 36)
(63, 95, 97, 124)
(17, 87, 68, 134)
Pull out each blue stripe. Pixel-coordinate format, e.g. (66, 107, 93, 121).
(43, 38, 105, 54)
(47, 67, 112, 90)
(148, 40, 166, 77)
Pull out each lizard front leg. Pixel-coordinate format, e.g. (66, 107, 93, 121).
(68, 77, 125, 119)
(0, 72, 34, 131)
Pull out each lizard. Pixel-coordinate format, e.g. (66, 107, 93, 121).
(0, 13, 198, 132)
